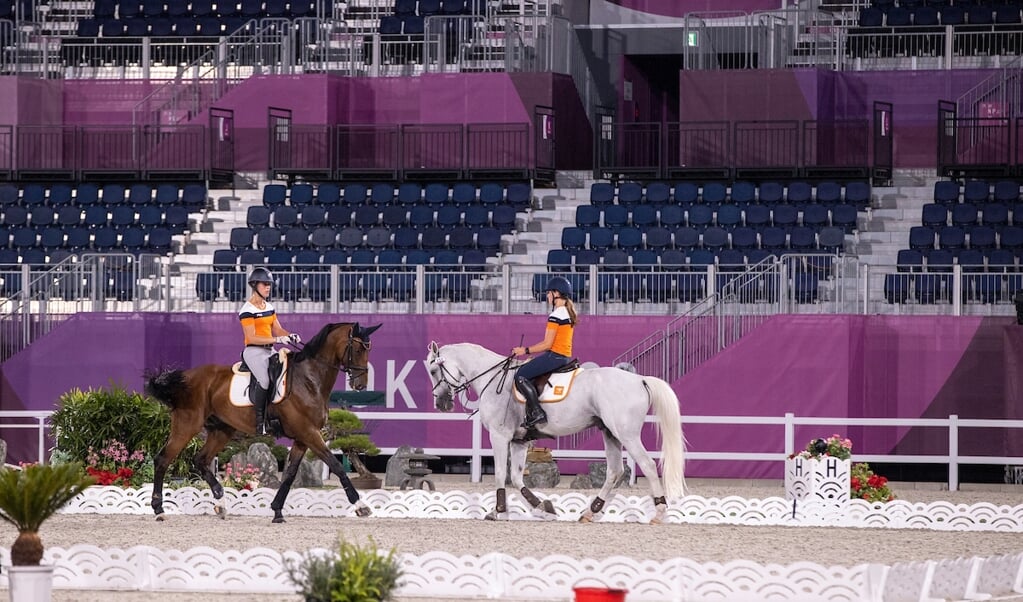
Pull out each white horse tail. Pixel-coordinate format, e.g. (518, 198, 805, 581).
(645, 376, 687, 498)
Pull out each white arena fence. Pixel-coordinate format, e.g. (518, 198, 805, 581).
(5, 487, 1023, 601)
(4, 410, 1023, 491)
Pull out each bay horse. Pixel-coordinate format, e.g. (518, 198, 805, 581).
(426, 342, 686, 524)
(145, 322, 381, 523)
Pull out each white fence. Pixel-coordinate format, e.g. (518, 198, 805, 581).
(7, 410, 1023, 491)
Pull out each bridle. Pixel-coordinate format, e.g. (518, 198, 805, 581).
(288, 328, 371, 387)
(430, 351, 513, 400)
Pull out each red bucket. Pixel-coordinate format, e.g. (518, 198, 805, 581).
(573, 586, 628, 602)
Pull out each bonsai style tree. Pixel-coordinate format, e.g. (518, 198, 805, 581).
(0, 463, 94, 565)
(323, 409, 380, 480)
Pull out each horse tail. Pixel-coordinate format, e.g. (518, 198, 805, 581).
(644, 376, 687, 498)
(144, 369, 189, 411)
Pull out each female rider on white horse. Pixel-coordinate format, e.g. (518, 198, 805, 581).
(510, 275, 578, 429)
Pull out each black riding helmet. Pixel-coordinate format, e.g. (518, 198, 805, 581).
(545, 276, 572, 299)
(247, 267, 275, 289)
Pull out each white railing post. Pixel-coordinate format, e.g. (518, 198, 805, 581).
(784, 412, 795, 457)
(471, 411, 483, 483)
(949, 413, 959, 491)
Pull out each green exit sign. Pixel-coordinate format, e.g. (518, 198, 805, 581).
(687, 32, 699, 47)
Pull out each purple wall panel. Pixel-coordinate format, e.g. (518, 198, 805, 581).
(592, 0, 781, 20)
(1, 313, 1018, 479)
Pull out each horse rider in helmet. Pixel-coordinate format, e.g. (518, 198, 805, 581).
(511, 275, 578, 429)
(239, 267, 301, 435)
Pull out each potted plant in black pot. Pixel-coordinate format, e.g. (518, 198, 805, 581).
(0, 462, 94, 601)
(323, 409, 382, 490)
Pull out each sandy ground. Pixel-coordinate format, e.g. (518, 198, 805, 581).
(3, 476, 1023, 602)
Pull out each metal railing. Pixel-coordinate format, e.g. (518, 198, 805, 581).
(2, 408, 1020, 490)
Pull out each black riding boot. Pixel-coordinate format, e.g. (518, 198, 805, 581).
(516, 376, 546, 428)
(250, 383, 269, 436)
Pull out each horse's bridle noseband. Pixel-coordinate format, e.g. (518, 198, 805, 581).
(430, 352, 513, 400)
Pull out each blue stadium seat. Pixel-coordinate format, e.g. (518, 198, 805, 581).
(30, 207, 55, 230)
(576, 205, 600, 231)
(589, 183, 615, 207)
(138, 206, 163, 231)
(982, 204, 1009, 231)
(969, 226, 996, 252)
(561, 227, 586, 251)
(772, 204, 799, 230)
(645, 227, 673, 252)
(290, 184, 315, 209)
(272, 205, 299, 231)
(658, 205, 684, 231)
(701, 183, 726, 208)
(354, 205, 380, 230)
(447, 227, 475, 251)
(701, 227, 729, 251)
(310, 227, 339, 251)
(815, 182, 841, 206)
(101, 184, 126, 206)
(786, 181, 812, 207)
(343, 183, 368, 207)
(49, 184, 73, 207)
(964, 180, 990, 205)
(602, 205, 628, 233)
(758, 182, 784, 206)
(420, 228, 447, 252)
(687, 204, 713, 231)
(845, 182, 871, 210)
(424, 183, 449, 206)
(463, 205, 489, 231)
(933, 180, 960, 206)
(451, 182, 476, 206)
(247, 205, 271, 231)
(128, 184, 152, 206)
(617, 182, 643, 208)
(409, 205, 434, 231)
(365, 226, 392, 249)
(479, 183, 504, 206)
(616, 227, 643, 252)
(492, 205, 517, 235)
(397, 183, 422, 206)
(316, 183, 341, 206)
(476, 227, 501, 256)
(301, 206, 327, 230)
(370, 183, 395, 206)
(506, 183, 531, 210)
(645, 182, 670, 208)
(921, 203, 948, 230)
(743, 204, 771, 230)
(673, 183, 698, 207)
(1000, 226, 1023, 254)
(181, 184, 207, 211)
(715, 205, 741, 231)
(587, 227, 614, 253)
(909, 225, 936, 252)
(731, 227, 758, 251)
(729, 181, 755, 206)
(938, 225, 966, 253)
(109, 206, 135, 230)
(630, 205, 657, 230)
(674, 227, 699, 250)
(256, 227, 283, 250)
(802, 204, 829, 231)
(21, 185, 46, 207)
(760, 227, 787, 252)
(831, 204, 859, 234)
(951, 203, 978, 230)
(284, 228, 310, 250)
(436, 205, 462, 230)
(147, 228, 173, 254)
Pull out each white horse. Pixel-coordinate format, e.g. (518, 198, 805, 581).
(426, 341, 687, 523)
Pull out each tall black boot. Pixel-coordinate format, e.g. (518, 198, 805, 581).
(250, 383, 269, 436)
(516, 376, 546, 428)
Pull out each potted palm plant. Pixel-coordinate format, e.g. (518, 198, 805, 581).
(0, 462, 94, 602)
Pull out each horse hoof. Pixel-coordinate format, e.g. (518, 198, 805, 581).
(155, 514, 165, 522)
(355, 506, 372, 517)
(214, 504, 227, 519)
(541, 500, 556, 515)
(650, 517, 663, 525)
(578, 515, 592, 523)
(484, 512, 507, 521)
(272, 516, 286, 524)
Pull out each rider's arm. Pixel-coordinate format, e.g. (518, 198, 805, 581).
(512, 325, 557, 356)
(270, 317, 290, 339)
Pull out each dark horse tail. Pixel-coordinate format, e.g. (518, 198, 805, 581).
(145, 369, 189, 410)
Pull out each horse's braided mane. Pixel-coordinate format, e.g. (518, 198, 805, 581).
(293, 322, 353, 362)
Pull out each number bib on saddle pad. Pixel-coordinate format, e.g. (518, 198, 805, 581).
(229, 349, 290, 407)
(512, 367, 583, 404)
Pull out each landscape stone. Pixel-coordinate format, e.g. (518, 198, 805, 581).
(385, 445, 415, 487)
(523, 461, 560, 488)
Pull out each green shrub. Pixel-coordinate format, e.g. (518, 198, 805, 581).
(286, 538, 402, 602)
(50, 384, 201, 479)
(321, 409, 380, 479)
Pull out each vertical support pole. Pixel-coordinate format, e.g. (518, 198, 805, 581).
(948, 414, 959, 491)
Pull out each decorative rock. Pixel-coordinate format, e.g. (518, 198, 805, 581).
(569, 474, 593, 489)
(587, 462, 632, 489)
(293, 458, 324, 488)
(0, 438, 7, 466)
(523, 461, 560, 489)
(244, 443, 282, 488)
(385, 445, 415, 487)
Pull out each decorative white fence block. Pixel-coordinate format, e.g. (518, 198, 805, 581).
(785, 456, 851, 504)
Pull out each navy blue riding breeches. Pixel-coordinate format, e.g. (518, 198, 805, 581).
(516, 351, 571, 380)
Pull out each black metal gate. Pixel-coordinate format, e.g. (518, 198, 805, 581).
(209, 107, 235, 189)
(592, 105, 615, 180)
(534, 105, 555, 184)
(267, 107, 292, 182)
(873, 101, 893, 186)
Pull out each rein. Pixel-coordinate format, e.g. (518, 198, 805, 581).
(433, 354, 515, 400)
(287, 330, 370, 385)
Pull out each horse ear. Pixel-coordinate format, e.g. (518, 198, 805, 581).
(363, 324, 382, 337)
(429, 341, 439, 354)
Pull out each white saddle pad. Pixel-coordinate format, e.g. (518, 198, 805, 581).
(228, 350, 289, 407)
(512, 368, 582, 404)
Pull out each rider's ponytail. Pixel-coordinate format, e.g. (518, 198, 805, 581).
(564, 298, 578, 326)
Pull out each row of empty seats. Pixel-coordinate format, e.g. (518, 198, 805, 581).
(0, 226, 175, 255)
(0, 182, 208, 210)
(588, 181, 871, 210)
(560, 225, 847, 254)
(921, 202, 1023, 230)
(260, 181, 532, 210)
(576, 203, 859, 235)
(229, 224, 503, 255)
(933, 179, 1023, 205)
(246, 203, 517, 234)
(858, 4, 1023, 26)
(92, 0, 320, 19)
(886, 247, 1023, 303)
(77, 16, 253, 36)
(909, 224, 1023, 254)
(1, 205, 190, 233)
